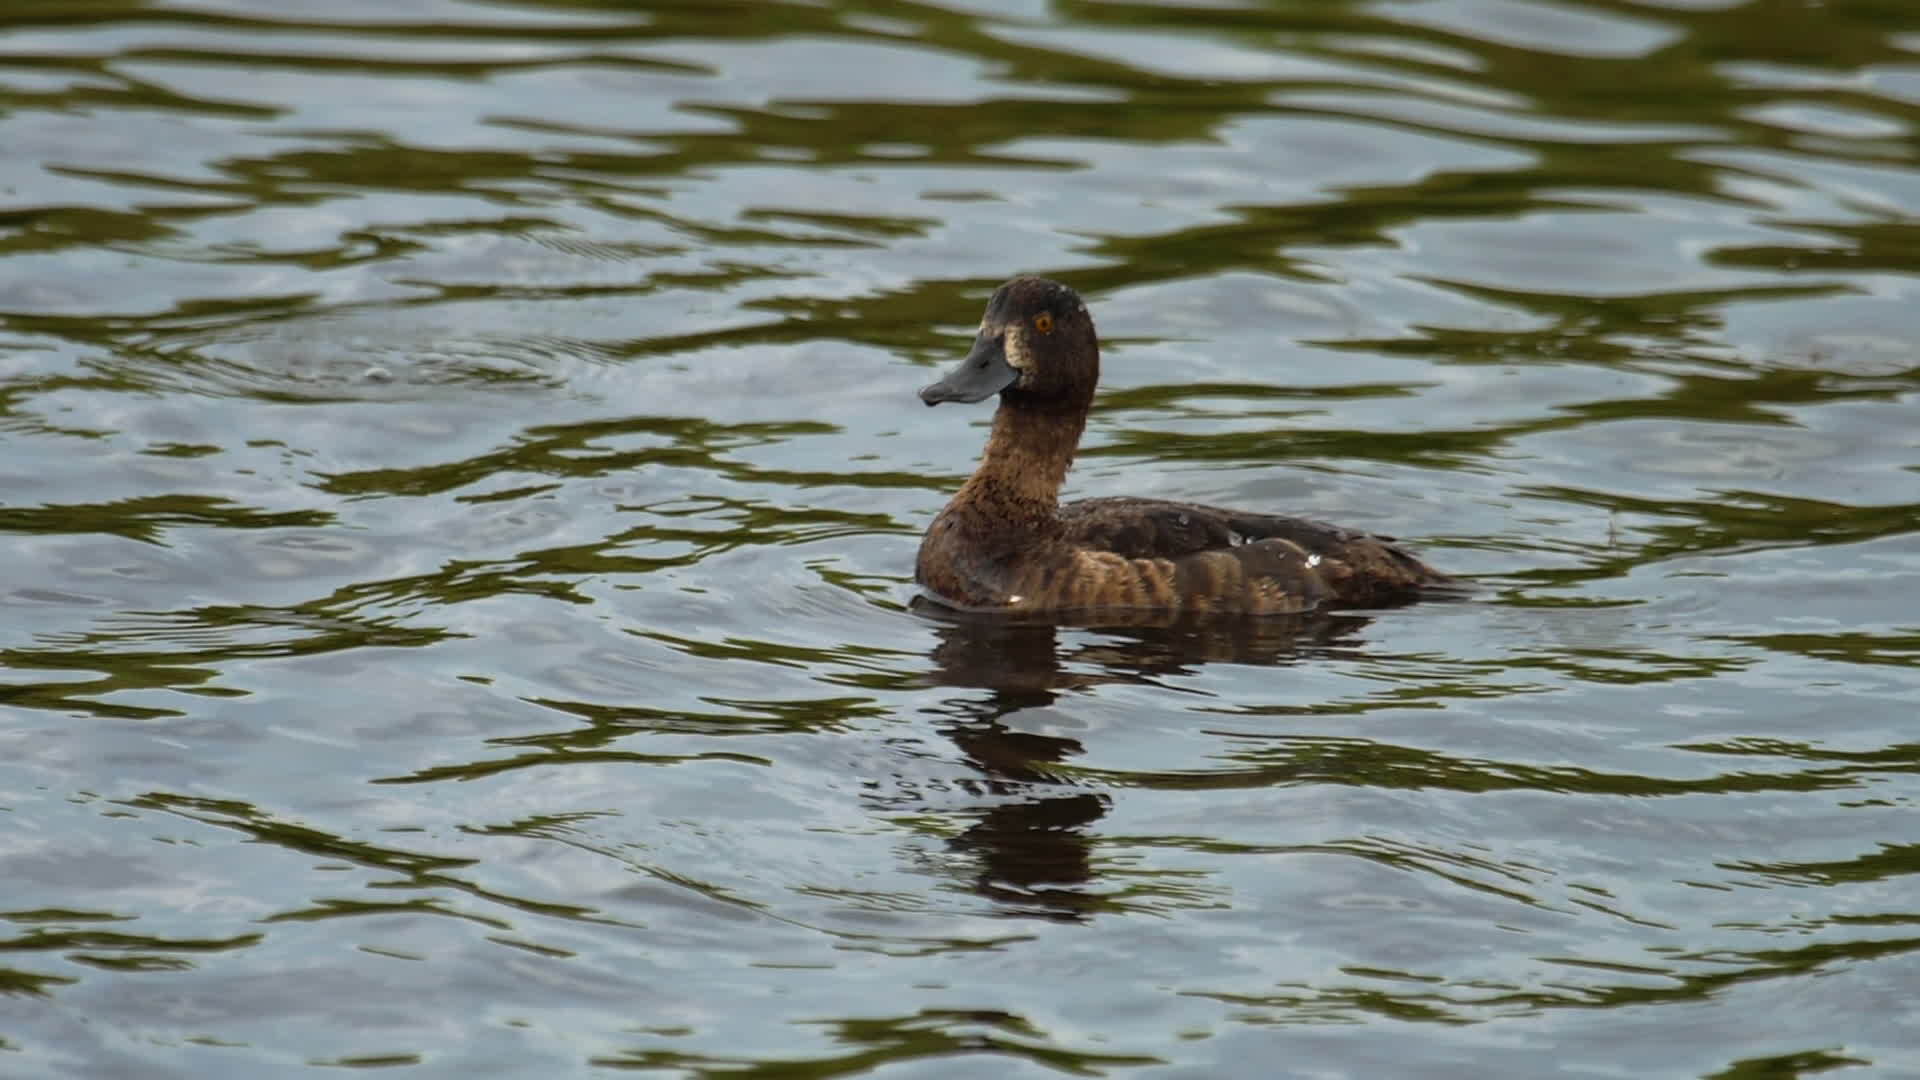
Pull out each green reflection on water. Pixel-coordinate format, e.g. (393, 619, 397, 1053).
(594, 1006, 1163, 1075)
(0, 496, 331, 542)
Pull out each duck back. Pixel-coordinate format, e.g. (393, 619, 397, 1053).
(1059, 497, 1444, 609)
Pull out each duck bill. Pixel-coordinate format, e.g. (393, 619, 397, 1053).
(920, 333, 1018, 406)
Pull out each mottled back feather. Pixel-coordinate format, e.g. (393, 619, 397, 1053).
(1058, 497, 1441, 608)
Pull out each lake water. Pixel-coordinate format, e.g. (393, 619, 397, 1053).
(4, 0, 1919, 1076)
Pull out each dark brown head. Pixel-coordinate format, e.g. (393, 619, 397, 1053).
(920, 276, 1099, 413)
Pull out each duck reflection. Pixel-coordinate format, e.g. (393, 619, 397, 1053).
(913, 598, 1375, 920)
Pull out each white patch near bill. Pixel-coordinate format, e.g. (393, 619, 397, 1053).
(1004, 329, 1031, 371)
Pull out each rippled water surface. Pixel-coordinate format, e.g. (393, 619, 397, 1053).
(5, 0, 1920, 1076)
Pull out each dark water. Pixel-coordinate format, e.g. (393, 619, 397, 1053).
(3, 0, 1920, 1076)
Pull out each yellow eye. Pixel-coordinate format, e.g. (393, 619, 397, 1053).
(1033, 312, 1054, 334)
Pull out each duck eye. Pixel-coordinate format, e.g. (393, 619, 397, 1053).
(1033, 312, 1054, 334)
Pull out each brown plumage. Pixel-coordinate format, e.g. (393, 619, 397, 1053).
(914, 275, 1450, 619)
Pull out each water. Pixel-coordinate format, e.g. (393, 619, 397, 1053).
(3, 0, 1919, 1076)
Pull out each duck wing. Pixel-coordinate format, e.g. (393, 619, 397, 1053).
(1058, 496, 1445, 608)
(1057, 496, 1237, 558)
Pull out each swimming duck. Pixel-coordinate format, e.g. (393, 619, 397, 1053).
(915, 276, 1448, 617)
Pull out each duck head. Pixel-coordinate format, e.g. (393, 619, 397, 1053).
(920, 276, 1099, 412)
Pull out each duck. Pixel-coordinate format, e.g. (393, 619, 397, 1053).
(915, 275, 1449, 617)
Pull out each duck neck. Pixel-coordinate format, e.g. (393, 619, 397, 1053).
(951, 400, 1086, 535)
